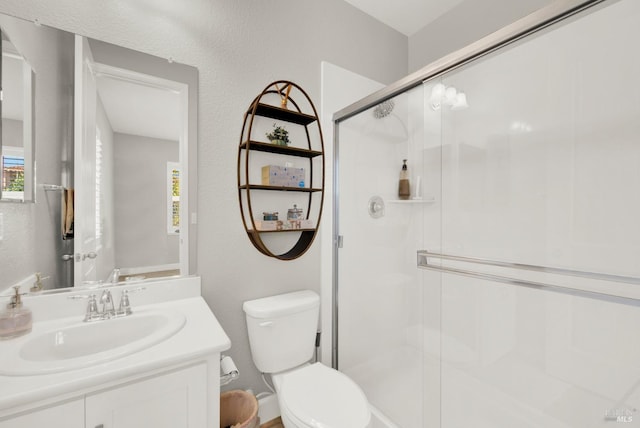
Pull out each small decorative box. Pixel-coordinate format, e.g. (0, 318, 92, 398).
(254, 220, 283, 231)
(261, 165, 305, 188)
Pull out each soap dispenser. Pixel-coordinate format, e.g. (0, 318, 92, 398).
(0, 286, 33, 339)
(398, 159, 410, 200)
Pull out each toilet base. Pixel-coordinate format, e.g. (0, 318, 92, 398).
(269, 363, 371, 428)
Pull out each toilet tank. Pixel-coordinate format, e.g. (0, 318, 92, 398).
(243, 290, 319, 374)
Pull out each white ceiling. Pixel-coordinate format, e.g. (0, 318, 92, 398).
(343, 0, 465, 36)
(95, 75, 181, 142)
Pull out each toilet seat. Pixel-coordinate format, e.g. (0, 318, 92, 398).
(278, 363, 370, 428)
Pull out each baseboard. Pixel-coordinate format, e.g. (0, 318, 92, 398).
(258, 393, 280, 424)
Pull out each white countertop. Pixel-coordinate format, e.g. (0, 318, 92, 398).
(0, 295, 230, 417)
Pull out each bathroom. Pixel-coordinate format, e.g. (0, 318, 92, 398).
(1, 0, 639, 427)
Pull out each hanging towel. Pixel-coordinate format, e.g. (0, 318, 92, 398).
(62, 188, 74, 240)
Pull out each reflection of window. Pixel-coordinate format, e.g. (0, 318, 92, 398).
(167, 162, 180, 235)
(1, 148, 25, 200)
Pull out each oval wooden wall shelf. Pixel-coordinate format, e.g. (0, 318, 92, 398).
(237, 80, 325, 260)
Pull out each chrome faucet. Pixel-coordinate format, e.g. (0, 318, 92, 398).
(70, 287, 146, 322)
(100, 290, 116, 318)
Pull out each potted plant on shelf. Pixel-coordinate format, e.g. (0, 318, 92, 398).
(265, 123, 290, 146)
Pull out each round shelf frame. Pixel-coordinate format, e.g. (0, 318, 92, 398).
(237, 80, 325, 260)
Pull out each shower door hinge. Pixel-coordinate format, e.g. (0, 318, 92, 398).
(336, 235, 344, 248)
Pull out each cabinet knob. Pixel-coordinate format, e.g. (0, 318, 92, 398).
(95, 425, 104, 428)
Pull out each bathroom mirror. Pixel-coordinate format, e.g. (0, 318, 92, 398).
(0, 26, 35, 203)
(0, 12, 198, 293)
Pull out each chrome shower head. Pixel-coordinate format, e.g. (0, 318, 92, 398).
(372, 99, 395, 119)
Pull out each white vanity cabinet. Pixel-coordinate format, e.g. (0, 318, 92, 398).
(0, 399, 84, 428)
(85, 363, 207, 428)
(0, 292, 230, 428)
(0, 362, 214, 428)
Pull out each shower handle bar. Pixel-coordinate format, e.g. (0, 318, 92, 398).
(417, 251, 640, 285)
(417, 261, 640, 307)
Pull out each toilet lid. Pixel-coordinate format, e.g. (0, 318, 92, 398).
(279, 363, 370, 428)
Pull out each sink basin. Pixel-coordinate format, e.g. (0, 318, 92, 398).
(0, 311, 186, 376)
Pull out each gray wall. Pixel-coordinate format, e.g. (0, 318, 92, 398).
(409, 0, 553, 72)
(113, 133, 179, 270)
(0, 15, 74, 290)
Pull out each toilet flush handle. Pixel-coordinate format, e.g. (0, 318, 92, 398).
(259, 321, 273, 327)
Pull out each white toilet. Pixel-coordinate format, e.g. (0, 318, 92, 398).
(243, 290, 371, 428)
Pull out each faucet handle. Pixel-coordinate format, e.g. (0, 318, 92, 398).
(86, 295, 100, 321)
(117, 287, 146, 316)
(118, 290, 131, 316)
(68, 293, 101, 322)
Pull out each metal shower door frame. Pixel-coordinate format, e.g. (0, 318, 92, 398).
(331, 0, 613, 369)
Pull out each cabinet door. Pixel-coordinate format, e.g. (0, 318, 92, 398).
(0, 399, 84, 428)
(86, 364, 207, 428)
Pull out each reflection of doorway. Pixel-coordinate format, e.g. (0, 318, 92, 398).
(74, 35, 189, 286)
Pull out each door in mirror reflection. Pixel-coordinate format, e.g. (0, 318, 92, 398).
(74, 35, 99, 285)
(73, 35, 187, 286)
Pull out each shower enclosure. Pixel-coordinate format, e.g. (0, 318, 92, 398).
(333, 0, 640, 426)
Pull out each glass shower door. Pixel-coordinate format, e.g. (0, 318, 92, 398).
(434, 0, 640, 426)
(336, 86, 430, 427)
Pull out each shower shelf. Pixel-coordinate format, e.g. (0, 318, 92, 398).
(237, 80, 325, 261)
